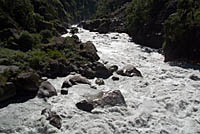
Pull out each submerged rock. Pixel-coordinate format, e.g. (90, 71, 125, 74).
(38, 81, 57, 98)
(190, 74, 200, 81)
(95, 78, 105, 85)
(117, 65, 142, 77)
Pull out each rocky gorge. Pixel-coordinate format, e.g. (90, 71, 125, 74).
(0, 27, 200, 134)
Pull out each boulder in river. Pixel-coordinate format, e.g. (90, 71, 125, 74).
(61, 75, 91, 88)
(117, 65, 142, 77)
(41, 108, 62, 129)
(76, 90, 126, 112)
(108, 65, 118, 73)
(112, 76, 120, 81)
(38, 81, 57, 98)
(76, 100, 94, 112)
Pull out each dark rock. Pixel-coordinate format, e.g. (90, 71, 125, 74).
(41, 108, 62, 129)
(56, 24, 68, 34)
(38, 81, 57, 98)
(61, 80, 73, 88)
(112, 76, 120, 81)
(43, 59, 74, 78)
(16, 72, 40, 91)
(61, 89, 68, 95)
(80, 67, 96, 79)
(190, 75, 200, 81)
(70, 27, 78, 34)
(79, 41, 100, 62)
(108, 65, 118, 73)
(81, 62, 112, 79)
(76, 100, 94, 112)
(0, 82, 16, 102)
(117, 65, 142, 77)
(95, 78, 105, 85)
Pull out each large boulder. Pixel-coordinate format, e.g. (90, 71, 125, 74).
(76, 90, 126, 112)
(38, 81, 57, 98)
(81, 62, 112, 79)
(79, 41, 100, 62)
(0, 82, 16, 102)
(117, 65, 142, 77)
(91, 90, 127, 107)
(16, 72, 40, 91)
(61, 75, 91, 88)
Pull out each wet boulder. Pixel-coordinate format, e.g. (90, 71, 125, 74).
(41, 108, 62, 129)
(61, 75, 91, 88)
(112, 76, 120, 81)
(92, 90, 127, 107)
(108, 65, 118, 73)
(38, 81, 57, 98)
(76, 100, 94, 112)
(117, 65, 142, 77)
(60, 89, 68, 95)
(76, 90, 126, 112)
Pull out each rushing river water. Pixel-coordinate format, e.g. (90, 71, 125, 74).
(0, 27, 200, 134)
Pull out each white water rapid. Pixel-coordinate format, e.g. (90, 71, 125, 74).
(0, 27, 200, 134)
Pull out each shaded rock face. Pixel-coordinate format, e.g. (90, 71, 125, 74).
(81, 62, 112, 79)
(41, 108, 62, 129)
(16, 72, 40, 91)
(76, 90, 126, 112)
(117, 65, 142, 77)
(0, 82, 16, 102)
(38, 81, 57, 98)
(43, 59, 74, 79)
(62, 75, 91, 88)
(79, 18, 125, 34)
(79, 41, 100, 62)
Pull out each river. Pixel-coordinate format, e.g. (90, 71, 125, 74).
(0, 27, 200, 134)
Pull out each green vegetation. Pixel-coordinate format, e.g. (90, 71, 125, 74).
(163, 0, 200, 61)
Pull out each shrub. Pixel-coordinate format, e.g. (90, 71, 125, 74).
(18, 31, 34, 51)
(163, 0, 200, 61)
